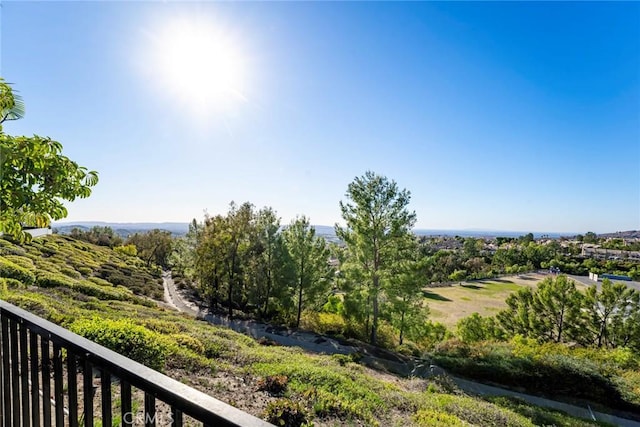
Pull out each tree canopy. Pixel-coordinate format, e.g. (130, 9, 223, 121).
(336, 171, 417, 345)
(0, 78, 98, 241)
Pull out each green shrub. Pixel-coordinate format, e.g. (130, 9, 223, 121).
(73, 280, 127, 301)
(3, 255, 35, 271)
(423, 393, 534, 427)
(0, 257, 36, 284)
(3, 293, 64, 323)
(263, 399, 308, 427)
(60, 267, 82, 279)
(142, 318, 183, 334)
(171, 333, 205, 354)
(77, 266, 93, 276)
(36, 271, 77, 288)
(397, 341, 422, 357)
(0, 277, 25, 289)
(257, 375, 289, 396)
(487, 396, 602, 427)
(0, 239, 27, 256)
(70, 318, 167, 371)
(114, 244, 137, 257)
(300, 311, 347, 335)
(414, 408, 466, 427)
(204, 336, 230, 359)
(165, 345, 213, 371)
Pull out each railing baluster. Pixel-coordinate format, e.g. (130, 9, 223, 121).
(53, 344, 65, 426)
(68, 352, 79, 427)
(30, 332, 40, 427)
(20, 323, 30, 427)
(171, 407, 183, 427)
(10, 318, 21, 427)
(145, 393, 156, 427)
(42, 337, 52, 427)
(101, 370, 112, 427)
(83, 358, 93, 427)
(0, 311, 6, 427)
(121, 380, 132, 427)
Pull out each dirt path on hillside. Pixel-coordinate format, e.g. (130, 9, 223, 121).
(161, 272, 640, 426)
(162, 272, 358, 355)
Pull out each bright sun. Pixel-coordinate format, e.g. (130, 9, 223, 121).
(146, 16, 247, 115)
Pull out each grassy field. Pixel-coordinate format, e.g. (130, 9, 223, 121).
(424, 274, 589, 328)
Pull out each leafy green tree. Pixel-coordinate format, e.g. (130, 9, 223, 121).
(336, 171, 416, 345)
(531, 275, 583, 343)
(195, 214, 227, 309)
(169, 219, 202, 278)
(449, 269, 467, 283)
(283, 216, 333, 328)
(386, 253, 428, 345)
(247, 207, 292, 319)
(462, 237, 482, 258)
(0, 78, 25, 126)
(223, 202, 254, 319)
(457, 313, 503, 343)
(583, 279, 639, 348)
(70, 226, 123, 247)
(583, 231, 598, 244)
(609, 291, 640, 352)
(518, 233, 534, 244)
(0, 79, 98, 241)
(126, 229, 173, 268)
(497, 287, 536, 337)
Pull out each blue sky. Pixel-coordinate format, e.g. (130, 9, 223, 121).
(2, 1, 638, 233)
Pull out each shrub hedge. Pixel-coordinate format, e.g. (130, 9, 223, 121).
(70, 318, 167, 371)
(0, 256, 35, 285)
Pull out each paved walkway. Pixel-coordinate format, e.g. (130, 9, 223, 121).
(162, 272, 640, 426)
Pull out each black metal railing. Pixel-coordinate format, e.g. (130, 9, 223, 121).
(0, 300, 273, 427)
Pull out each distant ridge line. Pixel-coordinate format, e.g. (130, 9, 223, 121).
(49, 222, 630, 240)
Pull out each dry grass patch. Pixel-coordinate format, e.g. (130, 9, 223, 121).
(424, 274, 562, 328)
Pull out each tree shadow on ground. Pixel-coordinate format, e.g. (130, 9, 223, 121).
(459, 284, 482, 290)
(423, 290, 452, 301)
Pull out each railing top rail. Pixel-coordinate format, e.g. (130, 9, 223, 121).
(0, 299, 273, 427)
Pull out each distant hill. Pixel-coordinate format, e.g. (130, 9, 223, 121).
(599, 230, 640, 239)
(52, 221, 189, 238)
(53, 221, 625, 241)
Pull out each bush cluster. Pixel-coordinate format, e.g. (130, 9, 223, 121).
(0, 256, 35, 285)
(263, 399, 308, 427)
(430, 338, 640, 413)
(70, 318, 167, 371)
(257, 375, 289, 395)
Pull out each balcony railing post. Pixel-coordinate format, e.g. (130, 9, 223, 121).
(67, 352, 79, 427)
(121, 380, 132, 427)
(0, 312, 6, 427)
(101, 370, 112, 427)
(145, 393, 156, 427)
(10, 318, 21, 427)
(29, 332, 40, 427)
(19, 324, 30, 427)
(53, 344, 64, 426)
(83, 358, 93, 427)
(41, 337, 51, 427)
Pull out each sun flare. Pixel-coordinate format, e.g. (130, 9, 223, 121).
(146, 16, 247, 115)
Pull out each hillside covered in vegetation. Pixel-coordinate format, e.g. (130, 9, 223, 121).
(1, 234, 638, 426)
